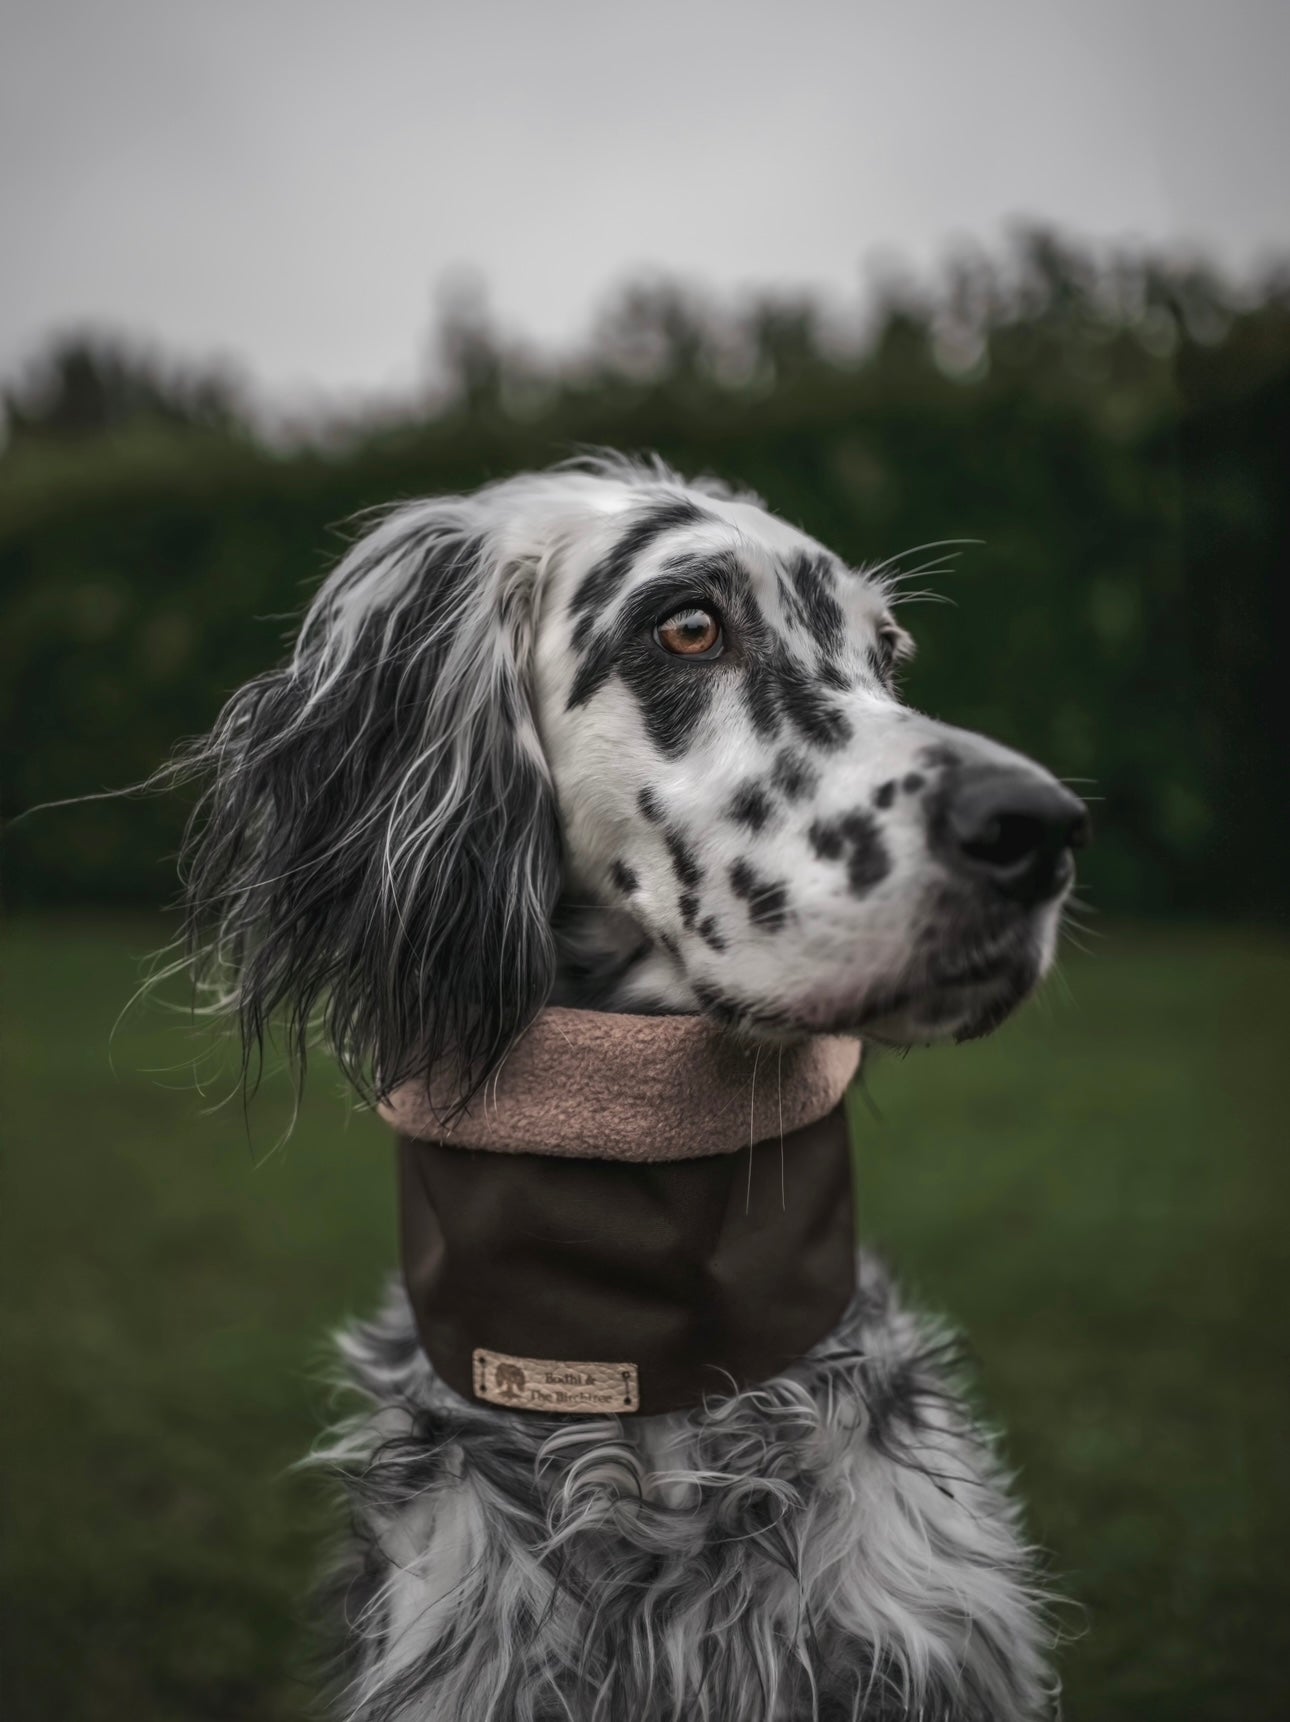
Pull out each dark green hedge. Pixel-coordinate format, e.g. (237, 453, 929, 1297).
(3, 247, 1286, 917)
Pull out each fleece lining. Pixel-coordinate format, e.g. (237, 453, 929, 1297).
(378, 1006, 861, 1162)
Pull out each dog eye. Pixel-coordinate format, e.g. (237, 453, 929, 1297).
(655, 607, 724, 659)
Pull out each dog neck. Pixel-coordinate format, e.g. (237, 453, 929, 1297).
(382, 1008, 862, 1416)
(548, 899, 697, 1015)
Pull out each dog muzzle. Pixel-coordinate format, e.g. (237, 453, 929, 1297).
(379, 1010, 861, 1417)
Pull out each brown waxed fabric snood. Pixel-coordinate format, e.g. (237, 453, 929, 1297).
(398, 1103, 857, 1417)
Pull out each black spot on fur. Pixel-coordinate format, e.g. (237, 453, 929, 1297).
(743, 642, 852, 752)
(637, 786, 664, 824)
(692, 979, 796, 1032)
(872, 779, 897, 809)
(678, 892, 700, 927)
(842, 813, 891, 896)
(920, 744, 962, 770)
(692, 979, 742, 1026)
(729, 857, 756, 895)
(810, 810, 891, 898)
(619, 649, 719, 756)
(809, 821, 845, 862)
(780, 552, 846, 655)
(727, 782, 773, 833)
(771, 749, 818, 801)
(692, 978, 780, 1028)
(697, 916, 726, 952)
(569, 498, 709, 629)
(773, 648, 853, 750)
(901, 772, 925, 795)
(729, 858, 790, 931)
(662, 826, 702, 890)
(742, 656, 783, 741)
(609, 860, 638, 893)
(566, 650, 614, 712)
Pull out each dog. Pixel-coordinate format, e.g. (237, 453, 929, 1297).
(169, 454, 1086, 1721)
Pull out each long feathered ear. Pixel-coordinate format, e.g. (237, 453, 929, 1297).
(170, 500, 561, 1110)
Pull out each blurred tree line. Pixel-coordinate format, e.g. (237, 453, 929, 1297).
(1, 228, 1286, 917)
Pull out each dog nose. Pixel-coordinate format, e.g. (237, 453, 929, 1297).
(946, 770, 1088, 906)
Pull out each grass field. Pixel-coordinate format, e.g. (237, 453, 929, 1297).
(3, 917, 1288, 1721)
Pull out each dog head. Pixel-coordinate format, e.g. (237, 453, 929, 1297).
(177, 456, 1085, 1104)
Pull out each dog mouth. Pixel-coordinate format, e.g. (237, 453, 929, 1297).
(864, 935, 1045, 1043)
(773, 929, 1044, 1044)
(686, 883, 1063, 1044)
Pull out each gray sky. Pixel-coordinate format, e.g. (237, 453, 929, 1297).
(3, 0, 1287, 409)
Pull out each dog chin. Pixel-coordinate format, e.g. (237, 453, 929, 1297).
(865, 982, 1029, 1046)
(782, 939, 1047, 1046)
(889, 951, 1048, 1045)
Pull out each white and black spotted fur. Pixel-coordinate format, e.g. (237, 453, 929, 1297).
(168, 455, 1086, 1720)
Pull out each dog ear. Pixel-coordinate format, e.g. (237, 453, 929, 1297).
(172, 500, 561, 1110)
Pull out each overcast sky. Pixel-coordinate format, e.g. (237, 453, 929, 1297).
(3, 0, 1287, 409)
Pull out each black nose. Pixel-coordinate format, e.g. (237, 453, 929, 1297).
(946, 770, 1089, 906)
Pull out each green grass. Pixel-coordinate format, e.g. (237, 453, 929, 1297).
(2, 918, 1287, 1721)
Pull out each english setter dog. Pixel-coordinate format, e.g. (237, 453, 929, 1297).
(172, 455, 1086, 1721)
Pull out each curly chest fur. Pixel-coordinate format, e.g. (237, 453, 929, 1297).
(320, 1259, 1053, 1722)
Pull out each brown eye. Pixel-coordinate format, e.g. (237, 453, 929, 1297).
(656, 607, 723, 658)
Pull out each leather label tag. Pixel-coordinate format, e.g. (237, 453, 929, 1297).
(473, 1346, 640, 1414)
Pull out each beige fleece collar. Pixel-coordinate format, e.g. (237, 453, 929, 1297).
(378, 1007, 861, 1163)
